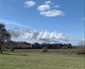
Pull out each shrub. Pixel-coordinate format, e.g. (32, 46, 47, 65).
(77, 50, 85, 55)
(42, 47, 48, 53)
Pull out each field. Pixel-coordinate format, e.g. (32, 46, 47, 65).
(0, 49, 85, 69)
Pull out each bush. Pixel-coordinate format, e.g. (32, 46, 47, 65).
(42, 47, 48, 53)
(77, 50, 85, 55)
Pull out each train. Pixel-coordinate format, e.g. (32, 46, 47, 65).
(4, 41, 72, 49)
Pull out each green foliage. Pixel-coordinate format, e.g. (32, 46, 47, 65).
(33, 42, 41, 49)
(0, 23, 11, 54)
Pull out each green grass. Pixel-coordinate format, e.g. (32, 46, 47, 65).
(0, 51, 85, 69)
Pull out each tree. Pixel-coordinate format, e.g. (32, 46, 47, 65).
(33, 42, 40, 49)
(0, 24, 11, 54)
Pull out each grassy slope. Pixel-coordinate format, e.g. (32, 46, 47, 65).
(0, 52, 85, 69)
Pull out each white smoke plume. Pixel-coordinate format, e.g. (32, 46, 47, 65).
(8, 28, 70, 43)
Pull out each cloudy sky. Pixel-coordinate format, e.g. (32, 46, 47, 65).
(0, 0, 84, 45)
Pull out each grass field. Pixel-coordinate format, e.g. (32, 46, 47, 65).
(0, 49, 85, 69)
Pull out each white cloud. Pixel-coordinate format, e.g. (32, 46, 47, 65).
(37, 4, 50, 11)
(45, 1, 52, 5)
(37, 0, 64, 17)
(53, 5, 59, 8)
(40, 10, 64, 17)
(24, 1, 36, 7)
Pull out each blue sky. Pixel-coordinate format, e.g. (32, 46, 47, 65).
(0, 0, 84, 45)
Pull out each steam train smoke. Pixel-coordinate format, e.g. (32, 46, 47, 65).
(8, 28, 70, 43)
